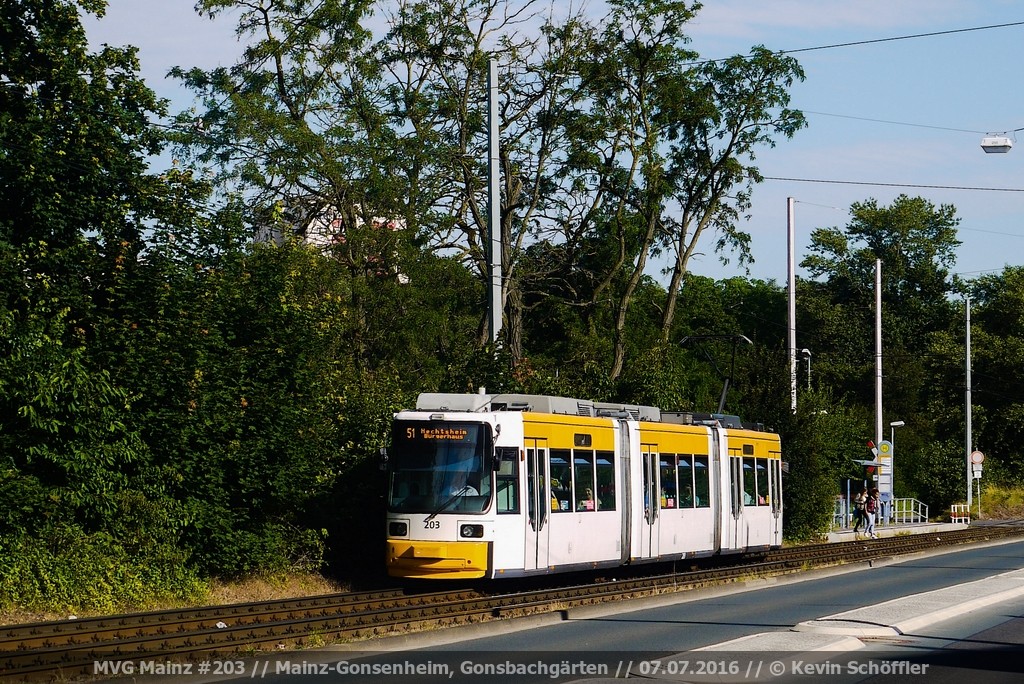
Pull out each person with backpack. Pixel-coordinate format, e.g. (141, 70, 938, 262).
(864, 488, 880, 539)
(852, 489, 867, 534)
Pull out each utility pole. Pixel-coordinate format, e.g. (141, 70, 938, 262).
(487, 58, 502, 345)
(788, 197, 796, 413)
(875, 259, 883, 447)
(966, 297, 972, 509)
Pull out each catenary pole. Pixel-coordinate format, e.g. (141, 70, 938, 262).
(788, 198, 796, 413)
(487, 59, 502, 345)
(875, 259, 883, 447)
(966, 297, 972, 509)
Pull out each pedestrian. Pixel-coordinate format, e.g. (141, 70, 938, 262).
(864, 488, 880, 539)
(852, 489, 866, 534)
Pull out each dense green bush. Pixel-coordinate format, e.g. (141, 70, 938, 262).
(0, 524, 205, 614)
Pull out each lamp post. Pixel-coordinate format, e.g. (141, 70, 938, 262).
(800, 349, 812, 390)
(889, 420, 905, 523)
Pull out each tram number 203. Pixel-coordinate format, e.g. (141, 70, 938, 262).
(423, 519, 441, 529)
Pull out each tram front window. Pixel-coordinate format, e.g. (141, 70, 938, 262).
(388, 421, 492, 513)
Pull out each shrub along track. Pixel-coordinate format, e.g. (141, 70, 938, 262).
(3, 524, 1023, 682)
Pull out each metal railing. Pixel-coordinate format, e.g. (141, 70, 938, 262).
(890, 497, 928, 525)
(832, 497, 850, 529)
(832, 496, 929, 529)
(950, 503, 971, 524)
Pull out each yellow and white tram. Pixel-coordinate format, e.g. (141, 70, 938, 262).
(385, 392, 782, 579)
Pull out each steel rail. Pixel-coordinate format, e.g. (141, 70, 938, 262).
(3, 524, 1022, 682)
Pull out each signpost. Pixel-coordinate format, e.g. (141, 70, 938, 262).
(971, 451, 984, 516)
(876, 440, 893, 523)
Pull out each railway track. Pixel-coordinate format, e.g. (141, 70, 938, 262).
(3, 524, 1023, 682)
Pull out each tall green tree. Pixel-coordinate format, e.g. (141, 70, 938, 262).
(0, 0, 168, 250)
(548, 1, 804, 380)
(801, 195, 960, 404)
(174, 0, 590, 366)
(657, 47, 804, 341)
(965, 267, 1024, 484)
(799, 195, 962, 507)
(172, 1, 806, 384)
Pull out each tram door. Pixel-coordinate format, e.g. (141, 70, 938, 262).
(525, 439, 550, 571)
(640, 445, 660, 559)
(770, 459, 783, 540)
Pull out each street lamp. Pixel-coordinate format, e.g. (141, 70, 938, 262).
(889, 419, 905, 499)
(800, 348, 812, 390)
(885, 420, 906, 525)
(981, 135, 1013, 153)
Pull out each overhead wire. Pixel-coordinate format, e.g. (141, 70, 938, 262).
(763, 177, 1024, 192)
(721, 294, 1024, 403)
(777, 20, 1024, 54)
(746, 22, 1024, 200)
(686, 19, 1024, 67)
(799, 111, 991, 135)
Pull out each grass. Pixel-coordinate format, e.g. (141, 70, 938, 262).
(204, 573, 346, 605)
(0, 572, 346, 627)
(974, 484, 1024, 520)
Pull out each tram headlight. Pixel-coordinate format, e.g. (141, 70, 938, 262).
(388, 521, 408, 537)
(459, 524, 484, 538)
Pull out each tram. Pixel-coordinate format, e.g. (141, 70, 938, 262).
(384, 391, 783, 579)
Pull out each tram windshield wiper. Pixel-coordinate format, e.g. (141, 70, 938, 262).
(424, 487, 469, 522)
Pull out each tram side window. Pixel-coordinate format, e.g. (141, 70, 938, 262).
(496, 452, 519, 514)
(743, 457, 757, 506)
(677, 455, 694, 507)
(597, 451, 615, 511)
(574, 450, 597, 511)
(693, 455, 710, 508)
(659, 454, 677, 508)
(755, 458, 769, 505)
(550, 450, 572, 512)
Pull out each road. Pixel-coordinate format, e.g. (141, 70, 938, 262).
(171, 536, 1024, 683)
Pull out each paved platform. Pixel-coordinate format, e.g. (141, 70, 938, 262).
(826, 521, 967, 543)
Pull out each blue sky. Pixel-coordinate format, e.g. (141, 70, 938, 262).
(83, 1, 1024, 283)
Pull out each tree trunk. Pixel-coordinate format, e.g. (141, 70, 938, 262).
(610, 212, 658, 382)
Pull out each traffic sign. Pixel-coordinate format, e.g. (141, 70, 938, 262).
(877, 440, 892, 456)
(970, 450, 985, 464)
